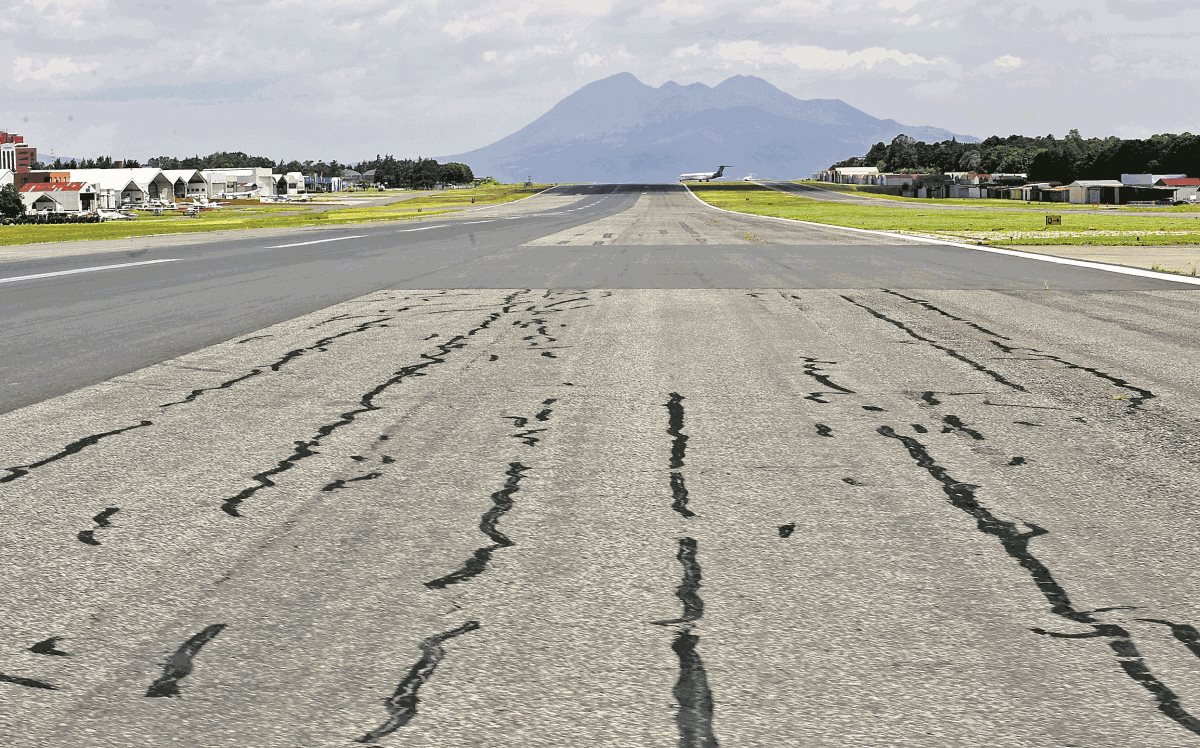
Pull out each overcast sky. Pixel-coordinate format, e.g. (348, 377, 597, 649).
(0, 0, 1191, 162)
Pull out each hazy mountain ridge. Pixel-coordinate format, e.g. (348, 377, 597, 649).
(447, 73, 972, 182)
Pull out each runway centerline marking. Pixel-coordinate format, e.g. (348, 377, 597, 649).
(395, 225, 448, 233)
(0, 258, 182, 286)
(265, 235, 367, 249)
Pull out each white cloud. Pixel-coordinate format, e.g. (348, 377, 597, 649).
(12, 57, 100, 87)
(992, 54, 1024, 69)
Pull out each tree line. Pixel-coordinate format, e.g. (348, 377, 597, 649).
(834, 131, 1200, 183)
(35, 152, 477, 188)
(353, 156, 474, 189)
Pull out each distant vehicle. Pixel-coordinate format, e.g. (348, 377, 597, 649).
(679, 165, 731, 182)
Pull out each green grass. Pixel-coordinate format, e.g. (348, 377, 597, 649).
(792, 180, 1200, 213)
(0, 184, 547, 247)
(692, 183, 1200, 246)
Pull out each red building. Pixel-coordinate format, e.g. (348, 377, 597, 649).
(0, 131, 37, 174)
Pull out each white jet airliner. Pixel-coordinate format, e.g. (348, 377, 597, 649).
(678, 165, 731, 182)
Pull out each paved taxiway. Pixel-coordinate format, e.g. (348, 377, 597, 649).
(1, 185, 1199, 747)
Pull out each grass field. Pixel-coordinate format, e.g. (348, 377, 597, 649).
(792, 180, 1200, 213)
(0, 184, 547, 247)
(693, 183, 1200, 246)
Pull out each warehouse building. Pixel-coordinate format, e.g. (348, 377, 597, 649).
(19, 182, 97, 213)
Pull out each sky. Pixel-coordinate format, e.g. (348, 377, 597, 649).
(0, 0, 1192, 163)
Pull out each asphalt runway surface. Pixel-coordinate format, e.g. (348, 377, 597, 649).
(1, 185, 1199, 746)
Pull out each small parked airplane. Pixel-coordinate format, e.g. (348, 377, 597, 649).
(97, 209, 135, 221)
(678, 165, 731, 182)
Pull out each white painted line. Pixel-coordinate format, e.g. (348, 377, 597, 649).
(0, 258, 181, 286)
(462, 220, 494, 225)
(266, 235, 367, 248)
(395, 225, 448, 233)
(682, 184, 1200, 287)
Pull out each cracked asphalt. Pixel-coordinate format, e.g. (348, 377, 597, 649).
(1, 185, 1200, 747)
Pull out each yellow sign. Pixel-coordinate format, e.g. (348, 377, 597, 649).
(1046, 215, 1062, 226)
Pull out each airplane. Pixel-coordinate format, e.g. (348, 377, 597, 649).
(678, 165, 731, 182)
(97, 209, 136, 221)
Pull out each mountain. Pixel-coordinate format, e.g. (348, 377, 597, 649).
(445, 73, 973, 183)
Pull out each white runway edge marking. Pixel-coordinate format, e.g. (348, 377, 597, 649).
(462, 220, 494, 225)
(395, 225, 448, 233)
(683, 184, 1200, 287)
(0, 258, 181, 285)
(265, 235, 367, 249)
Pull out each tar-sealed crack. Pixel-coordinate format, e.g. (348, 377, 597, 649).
(425, 462, 528, 589)
(30, 637, 69, 657)
(355, 621, 480, 743)
(1139, 619, 1200, 660)
(815, 424, 834, 438)
(504, 398, 557, 447)
(779, 523, 796, 538)
(321, 473, 383, 492)
(219, 295, 522, 517)
(666, 393, 688, 470)
(0, 672, 56, 690)
(881, 289, 1156, 410)
(76, 507, 120, 546)
(879, 426, 1200, 736)
(652, 537, 718, 745)
(881, 290, 1012, 341)
(988, 339, 1156, 410)
(841, 295, 1026, 393)
(671, 472, 695, 520)
(0, 421, 153, 485)
(942, 415, 985, 441)
(145, 623, 227, 698)
(161, 312, 405, 408)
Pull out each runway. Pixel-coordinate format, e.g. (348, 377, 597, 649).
(1, 185, 1199, 746)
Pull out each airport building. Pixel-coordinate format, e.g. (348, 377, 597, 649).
(19, 182, 97, 213)
(161, 169, 212, 199)
(55, 168, 175, 208)
(200, 167, 275, 197)
(0, 131, 37, 174)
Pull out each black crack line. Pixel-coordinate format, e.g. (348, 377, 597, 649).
(878, 426, 1200, 737)
(322, 472, 383, 492)
(672, 629, 719, 748)
(880, 291, 1147, 409)
(841, 295, 1027, 394)
(942, 415, 985, 441)
(535, 398, 557, 421)
(988, 340, 1155, 410)
(0, 672, 56, 690)
(666, 393, 688, 470)
(77, 506, 120, 546)
(779, 523, 796, 538)
(801, 357, 855, 395)
(881, 289, 1012, 341)
(236, 334, 272, 344)
(145, 623, 227, 698)
(671, 472, 695, 519)
(0, 421, 153, 485)
(511, 428, 548, 447)
(815, 424, 833, 438)
(219, 304, 516, 517)
(354, 621, 480, 744)
(29, 637, 68, 657)
(424, 463, 528, 589)
(1139, 620, 1200, 660)
(161, 313, 401, 408)
(653, 538, 704, 626)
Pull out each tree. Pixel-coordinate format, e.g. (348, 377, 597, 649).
(0, 184, 24, 219)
